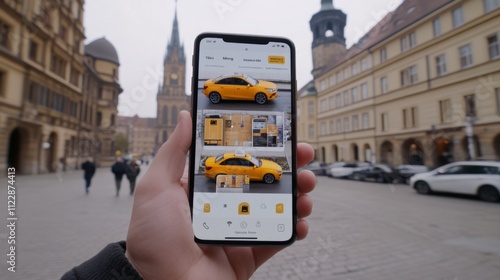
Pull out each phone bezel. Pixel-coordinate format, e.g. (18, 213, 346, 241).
(189, 32, 298, 246)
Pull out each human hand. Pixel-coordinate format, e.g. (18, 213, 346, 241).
(125, 110, 316, 279)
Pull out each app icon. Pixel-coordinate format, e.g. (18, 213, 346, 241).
(240, 221, 248, 229)
(276, 203, 284, 214)
(203, 222, 210, 230)
(203, 203, 211, 213)
(277, 224, 285, 232)
(239, 202, 250, 215)
(227, 221, 232, 227)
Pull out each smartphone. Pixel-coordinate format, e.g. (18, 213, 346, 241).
(189, 33, 297, 245)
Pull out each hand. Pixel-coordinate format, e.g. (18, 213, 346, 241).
(126, 111, 316, 279)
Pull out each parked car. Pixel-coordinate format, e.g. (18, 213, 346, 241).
(204, 151, 282, 184)
(203, 74, 278, 104)
(396, 165, 429, 184)
(351, 164, 398, 183)
(328, 162, 370, 179)
(302, 161, 328, 176)
(409, 161, 500, 202)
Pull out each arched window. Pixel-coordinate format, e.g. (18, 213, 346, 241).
(171, 106, 178, 125)
(162, 106, 168, 125)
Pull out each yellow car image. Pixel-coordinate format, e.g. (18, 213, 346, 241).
(203, 74, 278, 104)
(204, 152, 282, 184)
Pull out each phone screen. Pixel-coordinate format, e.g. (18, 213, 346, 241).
(189, 33, 296, 245)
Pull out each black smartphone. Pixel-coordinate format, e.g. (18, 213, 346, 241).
(189, 33, 297, 245)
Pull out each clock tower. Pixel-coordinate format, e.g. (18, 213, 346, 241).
(156, 6, 190, 146)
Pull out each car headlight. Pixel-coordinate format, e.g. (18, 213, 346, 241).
(266, 88, 277, 93)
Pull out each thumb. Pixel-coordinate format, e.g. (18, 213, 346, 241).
(148, 110, 192, 187)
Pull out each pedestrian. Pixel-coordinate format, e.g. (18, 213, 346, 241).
(61, 111, 316, 279)
(81, 157, 96, 194)
(126, 160, 141, 195)
(111, 157, 127, 197)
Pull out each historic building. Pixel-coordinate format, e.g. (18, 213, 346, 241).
(117, 7, 190, 155)
(298, 0, 500, 166)
(0, 0, 122, 174)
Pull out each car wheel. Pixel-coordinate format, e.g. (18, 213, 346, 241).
(209, 92, 222, 104)
(478, 185, 500, 202)
(415, 181, 431, 194)
(255, 93, 267, 104)
(263, 173, 275, 184)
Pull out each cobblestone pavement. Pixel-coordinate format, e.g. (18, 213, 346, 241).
(1, 170, 499, 279)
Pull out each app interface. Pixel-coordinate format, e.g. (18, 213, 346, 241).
(192, 36, 295, 242)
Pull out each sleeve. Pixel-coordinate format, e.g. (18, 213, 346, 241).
(61, 241, 142, 280)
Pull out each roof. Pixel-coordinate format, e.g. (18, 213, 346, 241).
(117, 115, 157, 128)
(85, 37, 120, 65)
(317, 0, 453, 77)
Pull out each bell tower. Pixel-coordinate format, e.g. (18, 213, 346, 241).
(310, 0, 347, 77)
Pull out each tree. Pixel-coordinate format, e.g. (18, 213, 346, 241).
(115, 134, 129, 154)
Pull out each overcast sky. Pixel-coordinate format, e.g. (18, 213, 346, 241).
(84, 0, 403, 118)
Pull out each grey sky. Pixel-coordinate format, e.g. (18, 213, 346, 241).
(84, 0, 403, 117)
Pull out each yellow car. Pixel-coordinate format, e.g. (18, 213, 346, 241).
(204, 152, 282, 184)
(203, 74, 278, 104)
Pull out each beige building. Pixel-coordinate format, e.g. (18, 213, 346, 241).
(299, 0, 500, 167)
(0, 0, 122, 174)
(116, 115, 156, 156)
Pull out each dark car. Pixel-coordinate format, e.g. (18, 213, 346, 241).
(302, 161, 328, 176)
(396, 165, 429, 184)
(351, 164, 399, 183)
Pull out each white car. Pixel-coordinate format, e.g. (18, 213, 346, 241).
(328, 162, 370, 179)
(410, 161, 500, 202)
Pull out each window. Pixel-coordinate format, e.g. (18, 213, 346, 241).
(70, 68, 80, 86)
(352, 115, 359, 131)
(361, 57, 370, 71)
(409, 32, 417, 48)
(335, 93, 342, 108)
(320, 122, 327, 136)
(488, 35, 499, 60)
(380, 48, 387, 63)
(403, 107, 418, 128)
(362, 113, 369, 129)
(343, 91, 350, 106)
(452, 6, 464, 28)
(308, 101, 314, 117)
(381, 113, 389, 132)
(459, 44, 473, 68)
(58, 25, 67, 40)
(360, 83, 368, 99)
(436, 54, 447, 76)
(96, 112, 102, 127)
(440, 99, 452, 123)
(329, 96, 334, 109)
(401, 37, 409, 52)
(51, 54, 67, 78)
(484, 0, 500, 12)
(465, 94, 476, 118)
(351, 87, 359, 103)
(496, 88, 500, 115)
(29, 40, 39, 62)
(401, 65, 418, 86)
(381, 77, 388, 94)
(319, 80, 327, 91)
(308, 124, 315, 138)
(336, 119, 342, 133)
(343, 117, 350, 132)
(0, 20, 10, 49)
(343, 67, 349, 79)
(352, 63, 359, 75)
(330, 120, 335, 134)
(433, 18, 441, 37)
(0, 71, 5, 96)
(329, 75, 335, 87)
(320, 98, 327, 112)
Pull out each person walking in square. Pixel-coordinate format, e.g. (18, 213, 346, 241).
(126, 160, 141, 195)
(81, 157, 96, 195)
(111, 157, 127, 197)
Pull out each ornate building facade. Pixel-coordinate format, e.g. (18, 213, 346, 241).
(0, 0, 122, 174)
(116, 7, 189, 155)
(298, 0, 500, 166)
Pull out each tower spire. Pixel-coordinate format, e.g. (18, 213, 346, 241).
(321, 0, 334, 10)
(164, 1, 185, 64)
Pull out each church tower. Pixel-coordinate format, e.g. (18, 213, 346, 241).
(310, 0, 347, 77)
(156, 6, 190, 146)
